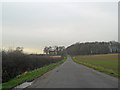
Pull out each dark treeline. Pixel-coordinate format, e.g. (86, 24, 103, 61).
(66, 41, 120, 55)
(2, 47, 63, 83)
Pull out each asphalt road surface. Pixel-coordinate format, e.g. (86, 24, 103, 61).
(27, 55, 118, 88)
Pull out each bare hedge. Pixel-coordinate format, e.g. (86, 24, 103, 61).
(2, 50, 63, 83)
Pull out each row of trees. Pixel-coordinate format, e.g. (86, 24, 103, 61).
(2, 47, 63, 83)
(44, 46, 66, 56)
(66, 41, 120, 55)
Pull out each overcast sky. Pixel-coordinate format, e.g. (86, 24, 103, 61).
(2, 1, 118, 53)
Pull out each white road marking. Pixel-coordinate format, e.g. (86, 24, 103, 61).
(14, 82, 33, 89)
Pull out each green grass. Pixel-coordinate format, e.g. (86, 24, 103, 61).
(1, 57, 66, 89)
(72, 54, 120, 77)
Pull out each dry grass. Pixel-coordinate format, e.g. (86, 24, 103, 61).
(50, 56, 61, 58)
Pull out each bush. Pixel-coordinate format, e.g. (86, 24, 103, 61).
(2, 50, 63, 83)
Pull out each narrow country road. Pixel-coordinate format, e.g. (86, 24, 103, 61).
(27, 55, 118, 88)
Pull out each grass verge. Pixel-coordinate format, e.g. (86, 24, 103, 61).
(1, 57, 66, 89)
(72, 57, 120, 77)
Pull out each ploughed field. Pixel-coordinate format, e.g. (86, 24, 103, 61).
(74, 54, 118, 73)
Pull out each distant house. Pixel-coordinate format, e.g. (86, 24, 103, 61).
(108, 41, 120, 53)
(49, 50, 57, 55)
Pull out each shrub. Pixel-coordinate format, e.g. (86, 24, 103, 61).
(2, 50, 63, 83)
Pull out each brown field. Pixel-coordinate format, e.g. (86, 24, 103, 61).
(50, 56, 61, 58)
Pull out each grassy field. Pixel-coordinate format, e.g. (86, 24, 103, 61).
(1, 57, 66, 89)
(72, 54, 119, 77)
